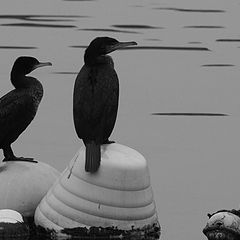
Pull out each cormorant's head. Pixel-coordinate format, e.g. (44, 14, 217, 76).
(84, 37, 137, 65)
(12, 56, 52, 76)
(87, 37, 137, 55)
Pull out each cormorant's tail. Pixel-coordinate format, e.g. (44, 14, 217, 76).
(85, 142, 101, 173)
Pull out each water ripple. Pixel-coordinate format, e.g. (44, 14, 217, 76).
(80, 28, 140, 34)
(145, 38, 162, 42)
(0, 14, 87, 22)
(188, 41, 202, 44)
(52, 71, 78, 75)
(184, 25, 224, 29)
(216, 39, 240, 42)
(121, 46, 210, 51)
(1, 23, 76, 28)
(202, 64, 234, 67)
(152, 113, 228, 116)
(63, 0, 95, 1)
(112, 24, 162, 29)
(0, 46, 37, 49)
(154, 7, 225, 13)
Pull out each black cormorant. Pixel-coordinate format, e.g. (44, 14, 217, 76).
(0, 56, 52, 162)
(73, 37, 137, 173)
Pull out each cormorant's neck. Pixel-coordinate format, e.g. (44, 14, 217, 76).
(84, 50, 114, 67)
(10, 72, 41, 89)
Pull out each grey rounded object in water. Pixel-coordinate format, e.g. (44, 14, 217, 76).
(203, 211, 240, 240)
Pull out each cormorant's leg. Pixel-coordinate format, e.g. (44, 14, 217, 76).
(2, 145, 37, 163)
(103, 139, 115, 144)
(2, 145, 15, 161)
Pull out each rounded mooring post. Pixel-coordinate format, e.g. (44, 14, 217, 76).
(0, 209, 29, 238)
(34, 143, 160, 238)
(0, 161, 60, 218)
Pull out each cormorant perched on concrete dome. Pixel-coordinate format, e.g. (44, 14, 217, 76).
(0, 56, 52, 162)
(73, 37, 137, 173)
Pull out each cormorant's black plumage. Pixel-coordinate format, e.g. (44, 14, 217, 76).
(73, 37, 137, 173)
(0, 56, 52, 162)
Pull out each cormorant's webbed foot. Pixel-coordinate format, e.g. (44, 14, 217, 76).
(103, 139, 115, 144)
(3, 157, 38, 163)
(2, 146, 37, 163)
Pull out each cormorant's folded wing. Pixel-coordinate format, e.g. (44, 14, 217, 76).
(0, 90, 35, 143)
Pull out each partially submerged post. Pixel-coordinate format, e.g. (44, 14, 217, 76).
(203, 210, 240, 240)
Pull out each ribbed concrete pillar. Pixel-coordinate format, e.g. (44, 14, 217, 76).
(35, 143, 159, 235)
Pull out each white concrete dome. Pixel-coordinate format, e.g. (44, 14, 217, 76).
(0, 161, 60, 217)
(35, 143, 159, 231)
(0, 209, 23, 223)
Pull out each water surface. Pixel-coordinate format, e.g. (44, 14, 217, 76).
(1, 0, 240, 240)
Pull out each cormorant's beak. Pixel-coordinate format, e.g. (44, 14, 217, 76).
(32, 62, 52, 71)
(106, 41, 137, 53)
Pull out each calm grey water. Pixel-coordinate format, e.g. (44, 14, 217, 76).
(1, 0, 240, 239)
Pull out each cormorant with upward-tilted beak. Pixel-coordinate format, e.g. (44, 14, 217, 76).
(0, 56, 52, 162)
(73, 37, 137, 173)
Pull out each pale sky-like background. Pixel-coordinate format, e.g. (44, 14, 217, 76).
(1, 0, 240, 239)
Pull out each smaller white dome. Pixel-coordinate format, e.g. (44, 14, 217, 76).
(0, 209, 23, 223)
(0, 161, 60, 217)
